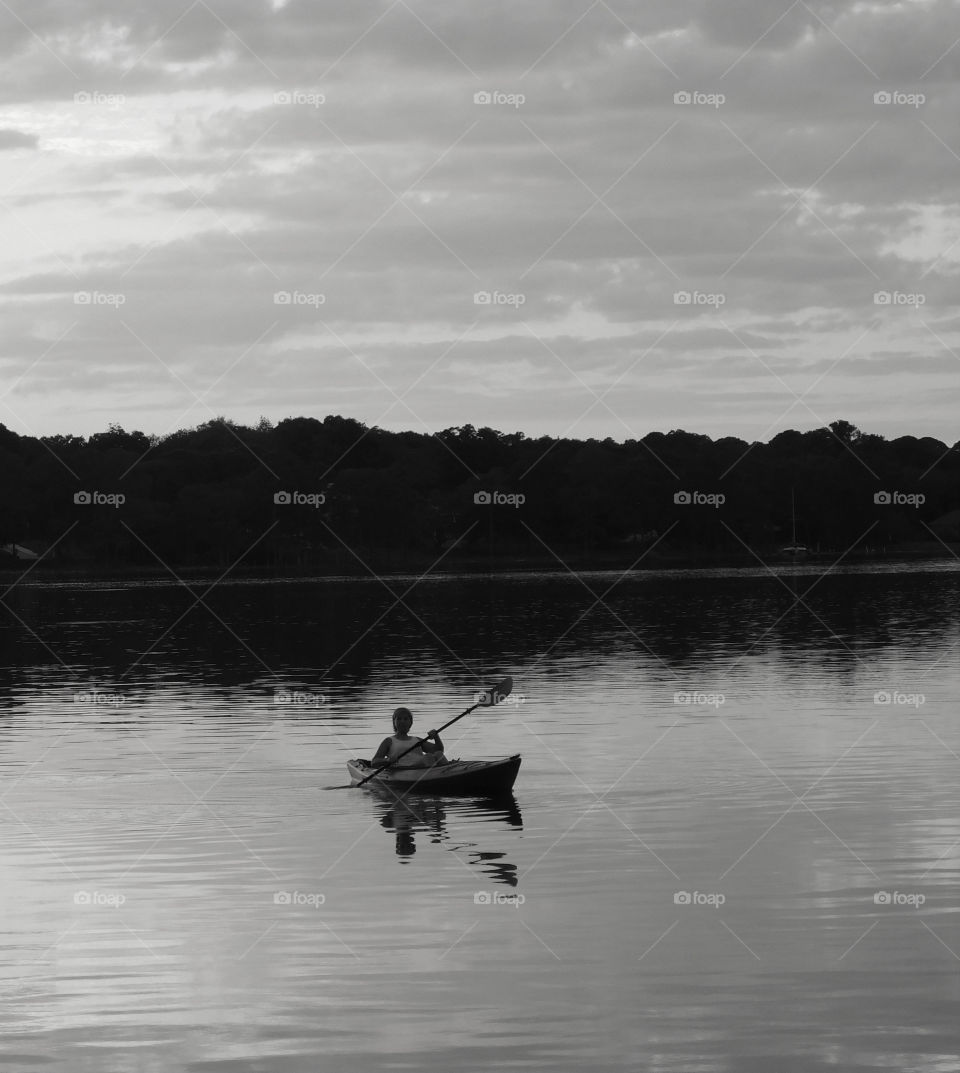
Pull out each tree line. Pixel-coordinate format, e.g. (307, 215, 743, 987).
(1, 416, 957, 570)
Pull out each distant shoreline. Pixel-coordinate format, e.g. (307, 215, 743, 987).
(3, 542, 957, 583)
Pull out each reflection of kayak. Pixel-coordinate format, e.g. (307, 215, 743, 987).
(347, 755, 521, 795)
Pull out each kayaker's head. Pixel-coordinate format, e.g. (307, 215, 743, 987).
(392, 707, 413, 734)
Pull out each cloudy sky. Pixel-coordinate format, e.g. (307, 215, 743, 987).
(0, 0, 958, 443)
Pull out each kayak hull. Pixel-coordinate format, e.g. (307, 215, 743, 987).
(347, 755, 521, 795)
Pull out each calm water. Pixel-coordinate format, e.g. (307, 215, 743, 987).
(1, 562, 959, 1072)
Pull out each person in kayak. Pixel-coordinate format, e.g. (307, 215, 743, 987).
(372, 707, 447, 768)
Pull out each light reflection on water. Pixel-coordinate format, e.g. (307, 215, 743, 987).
(0, 563, 959, 1071)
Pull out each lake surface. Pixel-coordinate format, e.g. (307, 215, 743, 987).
(2, 561, 959, 1072)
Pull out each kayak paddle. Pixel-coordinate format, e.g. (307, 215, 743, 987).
(349, 676, 514, 789)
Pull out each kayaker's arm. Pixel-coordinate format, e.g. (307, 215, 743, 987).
(371, 737, 393, 764)
(421, 729, 444, 753)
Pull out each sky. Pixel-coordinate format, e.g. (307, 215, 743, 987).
(0, 0, 958, 444)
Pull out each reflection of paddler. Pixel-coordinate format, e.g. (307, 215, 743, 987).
(383, 812, 416, 857)
(380, 795, 446, 859)
(372, 787, 524, 886)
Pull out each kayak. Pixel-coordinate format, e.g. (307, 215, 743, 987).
(347, 755, 521, 795)
(347, 755, 520, 795)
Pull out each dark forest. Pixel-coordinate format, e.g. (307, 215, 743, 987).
(1, 417, 957, 571)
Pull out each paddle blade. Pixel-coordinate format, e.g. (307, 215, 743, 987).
(478, 676, 513, 707)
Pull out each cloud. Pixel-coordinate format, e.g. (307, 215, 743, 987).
(0, 0, 958, 440)
(0, 128, 38, 149)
